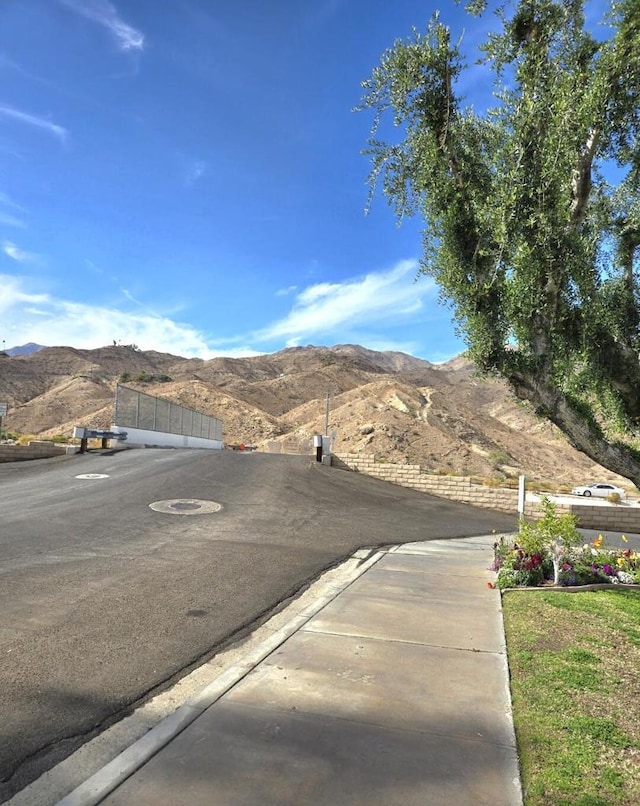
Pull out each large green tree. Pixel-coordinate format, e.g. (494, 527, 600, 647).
(359, 0, 640, 485)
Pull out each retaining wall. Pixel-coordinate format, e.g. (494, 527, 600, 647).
(333, 453, 640, 533)
(0, 442, 74, 462)
(111, 425, 223, 450)
(333, 453, 519, 513)
(536, 502, 640, 532)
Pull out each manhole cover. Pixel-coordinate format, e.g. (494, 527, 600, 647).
(75, 473, 110, 480)
(170, 502, 201, 511)
(149, 499, 222, 515)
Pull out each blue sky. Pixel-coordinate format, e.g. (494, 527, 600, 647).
(0, 1, 608, 361)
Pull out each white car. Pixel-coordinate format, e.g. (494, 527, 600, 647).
(571, 482, 626, 499)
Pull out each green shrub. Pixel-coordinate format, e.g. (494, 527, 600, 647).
(516, 518, 548, 558)
(482, 476, 504, 487)
(492, 499, 583, 587)
(496, 568, 518, 589)
(48, 434, 70, 444)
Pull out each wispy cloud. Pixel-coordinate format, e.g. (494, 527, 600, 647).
(85, 259, 171, 317)
(185, 160, 207, 187)
(0, 274, 229, 358)
(0, 52, 107, 107)
(0, 191, 27, 227)
(0, 213, 26, 228)
(58, 0, 145, 52)
(0, 190, 26, 212)
(275, 285, 298, 297)
(0, 265, 456, 361)
(3, 241, 40, 263)
(0, 105, 68, 143)
(256, 260, 432, 346)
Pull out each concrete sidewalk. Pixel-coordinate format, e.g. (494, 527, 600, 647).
(59, 536, 523, 806)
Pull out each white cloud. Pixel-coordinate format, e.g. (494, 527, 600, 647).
(275, 285, 298, 297)
(0, 274, 226, 358)
(257, 259, 432, 345)
(0, 262, 447, 362)
(0, 213, 26, 228)
(0, 105, 67, 143)
(58, 0, 145, 52)
(3, 241, 40, 263)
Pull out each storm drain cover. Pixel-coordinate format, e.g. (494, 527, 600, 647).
(149, 499, 222, 515)
(75, 473, 110, 480)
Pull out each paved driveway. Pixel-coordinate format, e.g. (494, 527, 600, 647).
(0, 449, 515, 800)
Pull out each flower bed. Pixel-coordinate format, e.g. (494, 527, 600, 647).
(490, 498, 640, 589)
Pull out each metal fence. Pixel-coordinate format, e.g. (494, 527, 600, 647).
(114, 385, 223, 441)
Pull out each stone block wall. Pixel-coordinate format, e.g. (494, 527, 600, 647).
(333, 453, 640, 533)
(0, 442, 69, 462)
(333, 453, 518, 513)
(563, 504, 639, 532)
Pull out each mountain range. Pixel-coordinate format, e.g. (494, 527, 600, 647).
(0, 342, 626, 486)
(4, 343, 46, 357)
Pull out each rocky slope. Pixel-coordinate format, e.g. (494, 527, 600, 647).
(0, 343, 629, 486)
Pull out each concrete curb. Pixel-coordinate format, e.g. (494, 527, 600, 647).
(55, 549, 388, 806)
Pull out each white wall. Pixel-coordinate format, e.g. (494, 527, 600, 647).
(111, 425, 223, 450)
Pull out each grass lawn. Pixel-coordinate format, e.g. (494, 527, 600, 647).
(502, 588, 640, 806)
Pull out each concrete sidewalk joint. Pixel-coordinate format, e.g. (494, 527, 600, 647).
(9, 536, 523, 806)
(54, 549, 388, 806)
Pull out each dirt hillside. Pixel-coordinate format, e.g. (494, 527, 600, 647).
(0, 343, 629, 486)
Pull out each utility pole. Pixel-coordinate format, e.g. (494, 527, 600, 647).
(1, 342, 6, 439)
(0, 401, 6, 440)
(324, 391, 330, 436)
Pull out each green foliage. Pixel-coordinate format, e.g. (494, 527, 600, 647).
(126, 371, 173, 384)
(493, 529, 554, 588)
(528, 496, 582, 549)
(47, 434, 70, 444)
(359, 0, 640, 483)
(490, 497, 635, 588)
(494, 513, 640, 588)
(516, 518, 548, 558)
(489, 448, 511, 467)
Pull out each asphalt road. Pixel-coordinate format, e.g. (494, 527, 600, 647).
(0, 448, 516, 800)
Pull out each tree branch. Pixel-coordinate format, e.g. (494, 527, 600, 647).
(508, 368, 640, 487)
(569, 127, 599, 226)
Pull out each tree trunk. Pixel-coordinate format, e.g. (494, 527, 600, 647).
(508, 370, 640, 489)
